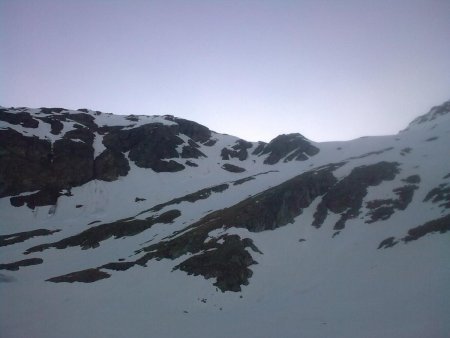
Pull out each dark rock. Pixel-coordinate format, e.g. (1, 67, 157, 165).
(103, 123, 186, 172)
(133, 164, 340, 291)
(181, 145, 206, 159)
(10, 188, 62, 209)
(47, 268, 110, 283)
(52, 138, 94, 186)
(254, 134, 319, 165)
(185, 160, 198, 167)
(173, 117, 212, 143)
(25, 209, 181, 253)
(424, 183, 450, 209)
(0, 110, 39, 128)
(221, 164, 246, 173)
(125, 115, 139, 122)
(0, 126, 96, 204)
(203, 139, 217, 147)
(313, 162, 400, 229)
(345, 147, 394, 161)
(400, 147, 412, 156)
(174, 235, 258, 292)
(366, 184, 418, 223)
(233, 177, 255, 185)
(402, 175, 421, 184)
(407, 101, 450, 126)
(141, 184, 229, 214)
(63, 127, 94, 144)
(230, 170, 278, 186)
(97, 125, 125, 135)
(403, 214, 450, 243)
(0, 229, 60, 247)
(221, 140, 253, 161)
(40, 107, 66, 114)
(135, 197, 146, 202)
(0, 258, 43, 271)
(377, 237, 398, 249)
(64, 112, 98, 130)
(252, 142, 266, 155)
(0, 129, 52, 197)
(152, 160, 185, 172)
(94, 149, 130, 181)
(101, 261, 135, 271)
(194, 164, 341, 233)
(35, 115, 65, 135)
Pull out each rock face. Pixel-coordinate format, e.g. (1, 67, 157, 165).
(221, 139, 253, 161)
(1, 107, 324, 209)
(0, 109, 100, 204)
(0, 108, 222, 207)
(252, 133, 320, 164)
(102, 124, 185, 171)
(25, 209, 181, 253)
(313, 162, 400, 230)
(0, 128, 52, 197)
(406, 100, 450, 128)
(174, 235, 259, 292)
(221, 163, 246, 173)
(0, 258, 43, 271)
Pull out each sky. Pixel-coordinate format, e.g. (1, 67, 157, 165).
(1, 0, 449, 142)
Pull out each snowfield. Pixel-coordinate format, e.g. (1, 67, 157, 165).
(1, 103, 449, 338)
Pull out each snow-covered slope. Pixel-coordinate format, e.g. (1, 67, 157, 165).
(1, 102, 449, 338)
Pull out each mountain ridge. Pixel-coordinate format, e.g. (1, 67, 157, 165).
(1, 101, 449, 338)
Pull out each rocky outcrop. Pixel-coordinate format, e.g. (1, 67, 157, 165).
(253, 133, 319, 164)
(0, 129, 52, 197)
(47, 268, 110, 283)
(174, 235, 259, 292)
(102, 123, 185, 171)
(1, 109, 219, 207)
(313, 162, 400, 230)
(25, 209, 181, 253)
(424, 182, 450, 209)
(139, 184, 229, 214)
(0, 229, 60, 247)
(0, 109, 39, 128)
(170, 116, 212, 143)
(94, 149, 130, 181)
(403, 214, 450, 242)
(0, 113, 95, 205)
(221, 163, 246, 173)
(378, 213, 450, 249)
(0, 258, 43, 271)
(127, 164, 340, 291)
(221, 139, 253, 161)
(366, 184, 418, 223)
(406, 100, 450, 128)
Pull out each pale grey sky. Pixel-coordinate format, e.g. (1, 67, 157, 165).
(1, 0, 449, 142)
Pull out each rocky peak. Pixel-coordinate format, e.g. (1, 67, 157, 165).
(403, 100, 450, 131)
(253, 133, 319, 164)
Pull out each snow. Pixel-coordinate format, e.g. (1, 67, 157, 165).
(1, 106, 449, 338)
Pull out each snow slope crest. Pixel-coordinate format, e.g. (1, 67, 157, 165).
(404, 100, 450, 131)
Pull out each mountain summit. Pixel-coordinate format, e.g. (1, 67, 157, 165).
(1, 101, 449, 338)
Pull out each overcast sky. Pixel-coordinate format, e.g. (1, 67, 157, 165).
(1, 0, 449, 142)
